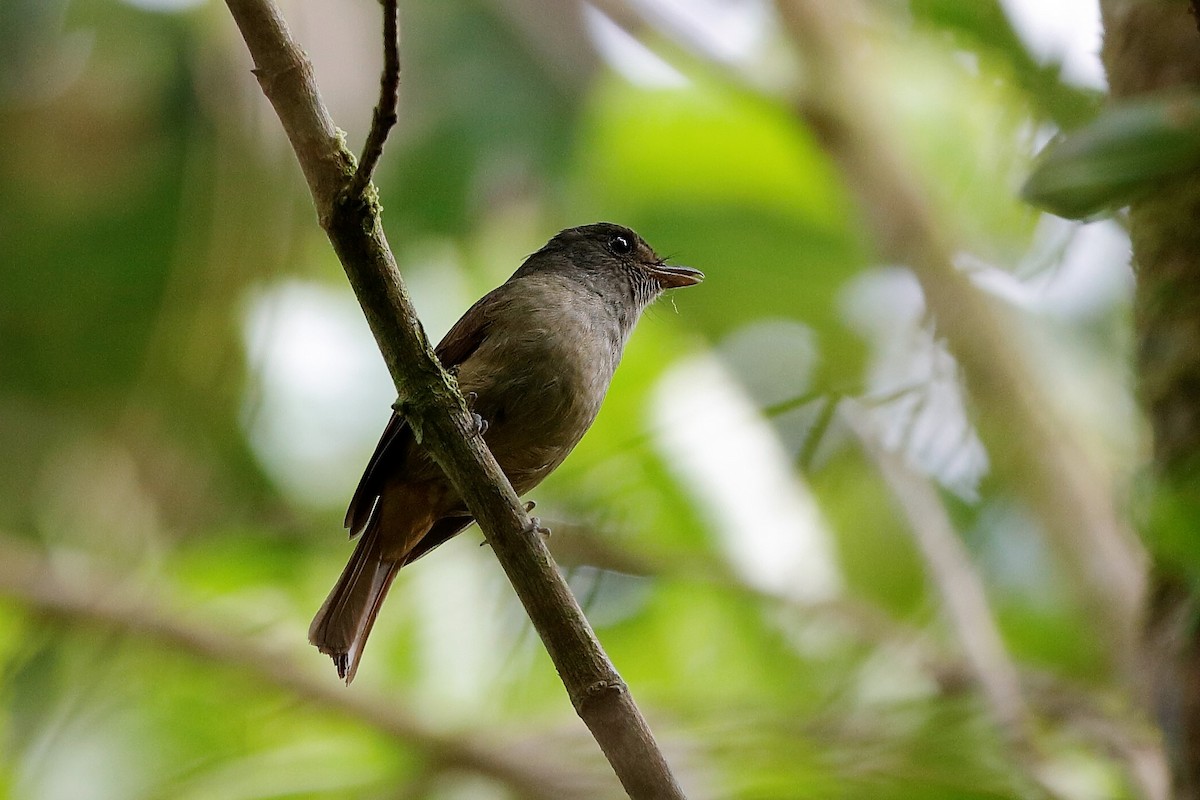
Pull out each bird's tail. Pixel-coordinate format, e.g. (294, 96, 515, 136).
(308, 522, 400, 685)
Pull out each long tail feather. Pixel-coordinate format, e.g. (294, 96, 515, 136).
(308, 522, 400, 684)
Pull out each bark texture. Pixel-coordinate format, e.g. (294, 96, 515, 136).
(1101, 2, 1200, 796)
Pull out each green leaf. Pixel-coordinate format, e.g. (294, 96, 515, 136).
(909, 0, 1100, 128)
(1023, 92, 1200, 218)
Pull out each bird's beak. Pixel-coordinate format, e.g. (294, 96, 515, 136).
(646, 263, 704, 289)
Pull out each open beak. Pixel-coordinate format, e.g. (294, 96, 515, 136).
(646, 263, 704, 289)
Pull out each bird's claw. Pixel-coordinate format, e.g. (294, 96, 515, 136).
(465, 392, 488, 437)
(521, 502, 549, 538)
(526, 516, 551, 540)
(477, 505, 549, 547)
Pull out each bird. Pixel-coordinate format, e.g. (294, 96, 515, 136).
(308, 222, 704, 683)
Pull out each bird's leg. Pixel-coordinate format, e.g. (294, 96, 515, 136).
(523, 501, 551, 540)
(478, 501, 549, 549)
(464, 391, 488, 437)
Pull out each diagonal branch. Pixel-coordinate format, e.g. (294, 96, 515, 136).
(844, 404, 1097, 800)
(844, 404, 1032, 742)
(773, 0, 1146, 678)
(221, 1, 685, 796)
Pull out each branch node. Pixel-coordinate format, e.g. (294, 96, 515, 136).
(576, 679, 628, 713)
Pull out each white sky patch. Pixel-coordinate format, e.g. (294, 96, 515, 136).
(407, 546, 510, 720)
(241, 281, 396, 507)
(631, 0, 770, 65)
(841, 269, 990, 500)
(652, 354, 843, 603)
(963, 217, 1133, 318)
(1000, 0, 1107, 89)
(584, 5, 689, 88)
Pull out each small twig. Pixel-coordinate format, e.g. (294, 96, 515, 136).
(844, 404, 1073, 800)
(844, 406, 1031, 738)
(761, 389, 826, 419)
(797, 393, 839, 471)
(348, 0, 400, 199)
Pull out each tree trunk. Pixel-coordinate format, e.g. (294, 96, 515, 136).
(1101, 2, 1200, 796)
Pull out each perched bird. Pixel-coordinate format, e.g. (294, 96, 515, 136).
(309, 223, 703, 682)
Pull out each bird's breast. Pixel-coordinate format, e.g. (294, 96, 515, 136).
(457, 286, 626, 492)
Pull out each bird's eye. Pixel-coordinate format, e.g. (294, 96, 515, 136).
(609, 234, 633, 255)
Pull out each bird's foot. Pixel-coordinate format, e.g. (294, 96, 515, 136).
(526, 516, 551, 541)
(523, 501, 549, 538)
(464, 392, 488, 437)
(477, 502, 549, 547)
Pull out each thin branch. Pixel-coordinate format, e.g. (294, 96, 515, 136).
(221, 1, 685, 796)
(772, 0, 1146, 675)
(0, 537, 592, 800)
(848, 401, 1173, 799)
(848, 405, 1030, 733)
(550, 514, 1170, 797)
(348, 0, 400, 199)
(843, 404, 1051, 772)
(797, 393, 840, 471)
(223, 0, 351, 227)
(589, 0, 1146, 680)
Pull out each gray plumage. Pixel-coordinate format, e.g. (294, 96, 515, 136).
(309, 222, 703, 682)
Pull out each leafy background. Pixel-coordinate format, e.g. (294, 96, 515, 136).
(0, 0, 1167, 798)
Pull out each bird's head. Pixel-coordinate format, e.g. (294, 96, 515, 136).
(520, 223, 704, 307)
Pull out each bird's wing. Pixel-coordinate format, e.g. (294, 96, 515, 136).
(434, 287, 503, 367)
(344, 412, 410, 536)
(344, 287, 509, 537)
(403, 514, 476, 564)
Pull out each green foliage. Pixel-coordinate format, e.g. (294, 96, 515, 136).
(1024, 92, 1200, 219)
(0, 0, 1151, 798)
(909, 0, 1100, 128)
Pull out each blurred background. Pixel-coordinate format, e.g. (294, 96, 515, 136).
(0, 0, 1176, 798)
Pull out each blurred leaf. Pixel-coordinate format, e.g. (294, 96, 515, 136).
(572, 78, 869, 386)
(909, 0, 1100, 128)
(877, 34, 1041, 264)
(0, 0, 1163, 796)
(575, 77, 852, 236)
(381, 2, 580, 237)
(810, 448, 927, 615)
(1023, 92, 1200, 218)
